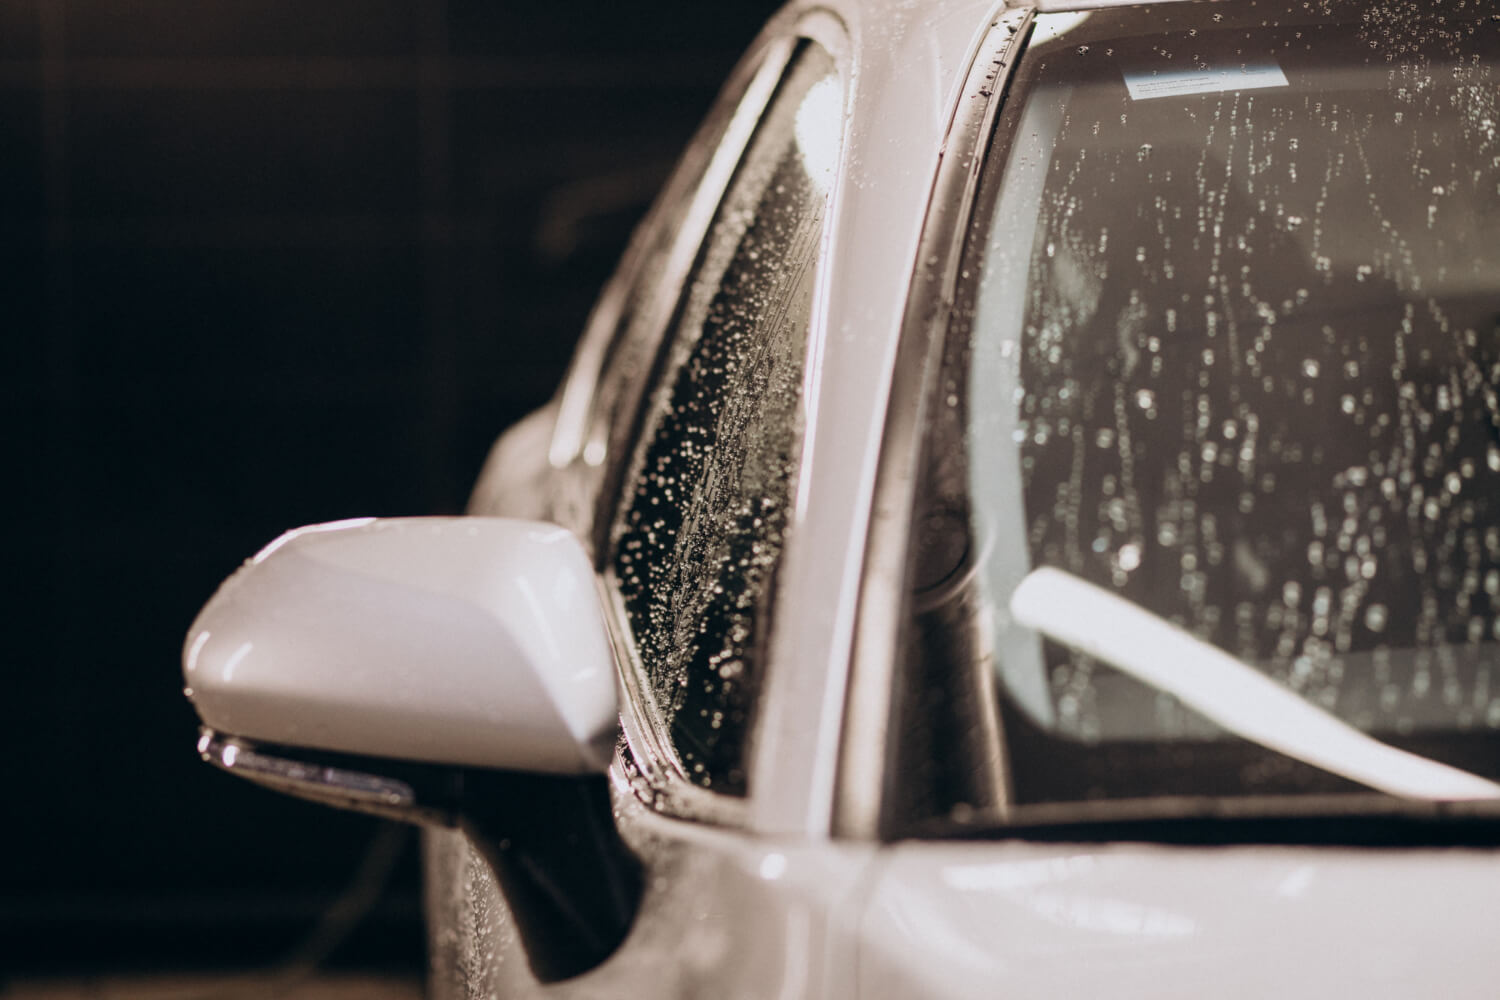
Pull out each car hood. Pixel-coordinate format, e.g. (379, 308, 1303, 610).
(857, 838, 1498, 999)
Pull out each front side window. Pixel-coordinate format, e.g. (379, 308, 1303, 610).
(895, 1, 1500, 829)
(611, 43, 840, 794)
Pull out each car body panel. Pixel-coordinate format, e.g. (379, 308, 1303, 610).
(423, 786, 876, 999)
(859, 841, 1500, 999)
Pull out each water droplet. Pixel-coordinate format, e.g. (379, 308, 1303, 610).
(1302, 359, 1320, 378)
(1365, 604, 1388, 632)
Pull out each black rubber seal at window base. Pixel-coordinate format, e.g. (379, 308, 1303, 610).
(903, 800, 1500, 848)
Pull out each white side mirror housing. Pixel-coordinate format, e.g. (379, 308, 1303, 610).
(183, 516, 618, 774)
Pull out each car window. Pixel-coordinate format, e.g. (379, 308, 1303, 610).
(563, 39, 799, 554)
(610, 42, 839, 795)
(891, 1, 1500, 831)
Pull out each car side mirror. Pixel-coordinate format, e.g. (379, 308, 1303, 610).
(183, 516, 639, 982)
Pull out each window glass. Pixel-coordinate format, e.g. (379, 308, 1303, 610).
(895, 1, 1500, 830)
(611, 43, 839, 794)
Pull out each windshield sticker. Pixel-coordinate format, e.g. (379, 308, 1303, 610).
(1122, 59, 1288, 101)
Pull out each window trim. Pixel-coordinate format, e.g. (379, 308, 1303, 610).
(832, 7, 1035, 840)
(583, 10, 851, 827)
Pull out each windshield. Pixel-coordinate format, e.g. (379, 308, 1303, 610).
(895, 0, 1500, 829)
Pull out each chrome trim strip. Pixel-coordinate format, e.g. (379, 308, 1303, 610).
(832, 7, 1034, 840)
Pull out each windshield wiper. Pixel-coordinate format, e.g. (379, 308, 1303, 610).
(1009, 567, 1500, 802)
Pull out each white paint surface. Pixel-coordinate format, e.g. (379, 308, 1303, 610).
(183, 517, 618, 773)
(861, 841, 1500, 1000)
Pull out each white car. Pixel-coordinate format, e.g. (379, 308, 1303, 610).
(183, 0, 1500, 996)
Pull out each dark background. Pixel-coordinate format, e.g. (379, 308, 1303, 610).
(7, 0, 774, 978)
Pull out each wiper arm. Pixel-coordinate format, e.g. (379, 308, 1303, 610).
(1009, 567, 1500, 802)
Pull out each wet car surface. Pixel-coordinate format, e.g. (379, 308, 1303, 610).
(184, 1, 1500, 996)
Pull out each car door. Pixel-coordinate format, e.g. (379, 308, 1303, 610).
(427, 15, 869, 1000)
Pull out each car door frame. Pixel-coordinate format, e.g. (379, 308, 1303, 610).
(832, 5, 1036, 839)
(541, 7, 854, 833)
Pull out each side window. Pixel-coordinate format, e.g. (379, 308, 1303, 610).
(611, 43, 840, 795)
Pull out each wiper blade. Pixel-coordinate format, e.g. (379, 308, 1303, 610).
(1009, 567, 1500, 802)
